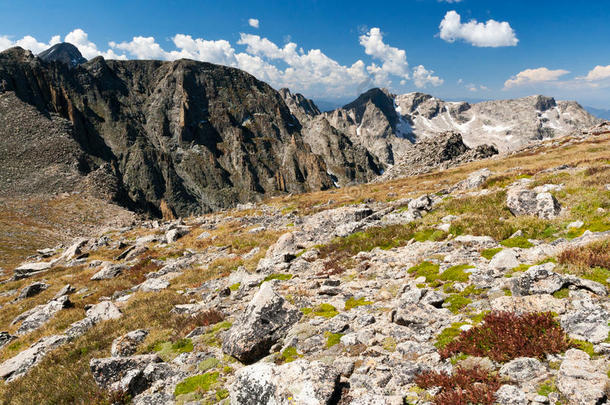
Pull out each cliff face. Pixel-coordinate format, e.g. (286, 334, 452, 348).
(0, 47, 333, 216)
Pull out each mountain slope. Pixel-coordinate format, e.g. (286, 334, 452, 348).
(0, 47, 334, 216)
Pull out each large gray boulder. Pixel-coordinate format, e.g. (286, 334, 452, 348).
(222, 282, 301, 364)
(91, 263, 126, 281)
(12, 295, 72, 335)
(557, 349, 609, 405)
(111, 329, 149, 357)
(0, 335, 67, 381)
(89, 354, 162, 396)
(560, 307, 610, 343)
(16, 282, 49, 300)
(230, 360, 340, 405)
(506, 188, 561, 219)
(13, 261, 53, 280)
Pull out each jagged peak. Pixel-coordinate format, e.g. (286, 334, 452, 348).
(38, 42, 87, 68)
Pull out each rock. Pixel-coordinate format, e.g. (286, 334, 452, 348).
(91, 263, 126, 281)
(506, 188, 561, 219)
(567, 220, 584, 229)
(17, 282, 49, 300)
(499, 357, 546, 382)
(349, 394, 405, 405)
(408, 194, 432, 211)
(510, 263, 563, 296)
(229, 360, 340, 405)
(64, 317, 96, 340)
(13, 261, 52, 280)
(59, 238, 88, 261)
(560, 307, 610, 343)
(111, 329, 149, 357)
(89, 354, 162, 394)
(137, 278, 169, 292)
(491, 295, 568, 314)
(489, 249, 520, 270)
(13, 295, 72, 335)
(86, 301, 122, 322)
(222, 282, 302, 364)
(495, 384, 527, 405)
(0, 335, 68, 381)
(165, 227, 189, 244)
(53, 284, 75, 299)
(0, 331, 16, 349)
(458, 168, 492, 190)
(557, 349, 609, 405)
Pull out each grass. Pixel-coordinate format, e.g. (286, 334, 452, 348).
(324, 332, 344, 348)
(301, 303, 339, 318)
(440, 264, 473, 282)
(557, 237, 610, 288)
(344, 297, 372, 311)
(174, 372, 219, 396)
(481, 248, 502, 260)
(500, 236, 534, 249)
(261, 273, 293, 283)
(407, 261, 440, 283)
(153, 338, 194, 361)
(276, 346, 302, 364)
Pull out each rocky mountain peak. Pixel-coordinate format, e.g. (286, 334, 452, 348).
(38, 43, 87, 68)
(278, 88, 321, 123)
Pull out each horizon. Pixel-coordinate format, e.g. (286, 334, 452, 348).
(1, 0, 609, 110)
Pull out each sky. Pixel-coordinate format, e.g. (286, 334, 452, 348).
(1, 0, 609, 109)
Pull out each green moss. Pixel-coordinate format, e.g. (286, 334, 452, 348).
(500, 236, 534, 249)
(407, 261, 440, 283)
(197, 357, 220, 372)
(216, 389, 229, 400)
(229, 283, 240, 291)
(200, 321, 232, 347)
(581, 267, 610, 288)
(303, 303, 339, 318)
(262, 273, 293, 283)
(449, 353, 469, 365)
(325, 332, 344, 348)
(413, 229, 447, 242)
(572, 339, 596, 357)
(174, 372, 219, 396)
(382, 336, 397, 352)
(503, 288, 512, 296)
(435, 322, 466, 349)
(278, 346, 302, 363)
(440, 264, 473, 282)
(344, 297, 372, 311)
(537, 379, 558, 396)
(153, 338, 193, 361)
(470, 311, 488, 324)
(445, 294, 472, 314)
(552, 288, 570, 299)
(481, 248, 503, 260)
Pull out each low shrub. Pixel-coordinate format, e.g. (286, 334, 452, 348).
(440, 311, 572, 362)
(414, 366, 501, 405)
(558, 237, 610, 270)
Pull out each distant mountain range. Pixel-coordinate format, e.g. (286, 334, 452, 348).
(0, 42, 603, 217)
(585, 106, 610, 120)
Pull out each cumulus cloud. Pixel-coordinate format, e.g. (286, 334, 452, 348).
(0, 27, 443, 98)
(359, 28, 410, 86)
(439, 11, 518, 47)
(412, 65, 443, 88)
(504, 67, 570, 89)
(582, 65, 610, 81)
(248, 18, 259, 29)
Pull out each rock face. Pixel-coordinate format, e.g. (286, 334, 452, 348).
(229, 360, 340, 405)
(0, 46, 333, 216)
(37, 43, 87, 67)
(506, 188, 561, 219)
(557, 349, 609, 405)
(222, 282, 301, 364)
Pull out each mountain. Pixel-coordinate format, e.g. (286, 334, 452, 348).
(0, 46, 336, 217)
(37, 43, 87, 67)
(585, 106, 610, 120)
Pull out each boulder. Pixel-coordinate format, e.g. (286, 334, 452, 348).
(557, 349, 609, 405)
(0, 335, 67, 381)
(59, 238, 88, 261)
(506, 188, 560, 219)
(91, 263, 126, 281)
(165, 227, 189, 244)
(0, 331, 16, 349)
(222, 282, 301, 364)
(137, 278, 169, 292)
(86, 301, 122, 322)
(491, 295, 568, 314)
(230, 360, 340, 405)
(89, 354, 162, 395)
(13, 295, 72, 335)
(489, 249, 520, 270)
(13, 261, 52, 280)
(458, 168, 492, 190)
(111, 329, 149, 357)
(499, 357, 546, 382)
(17, 282, 49, 300)
(560, 307, 610, 343)
(494, 384, 527, 405)
(510, 263, 563, 296)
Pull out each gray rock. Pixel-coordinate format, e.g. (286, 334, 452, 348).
(53, 284, 75, 299)
(458, 168, 492, 190)
(91, 263, 126, 281)
(86, 301, 122, 322)
(0, 335, 68, 381)
(111, 329, 149, 357)
(0, 331, 16, 349)
(17, 282, 49, 300)
(499, 357, 546, 382)
(59, 238, 88, 261)
(13, 261, 53, 280)
(495, 384, 527, 405)
(13, 295, 72, 335)
(222, 282, 301, 364)
(138, 278, 170, 292)
(560, 307, 610, 343)
(557, 349, 609, 405)
(349, 394, 405, 405)
(489, 249, 520, 270)
(165, 227, 189, 244)
(510, 263, 563, 296)
(89, 354, 162, 394)
(506, 188, 561, 219)
(230, 360, 340, 405)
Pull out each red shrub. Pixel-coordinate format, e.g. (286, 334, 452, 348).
(440, 311, 571, 362)
(415, 366, 501, 405)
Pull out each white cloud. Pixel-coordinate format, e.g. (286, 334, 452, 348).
(439, 11, 518, 47)
(359, 28, 410, 86)
(248, 18, 259, 29)
(504, 67, 570, 88)
(0, 34, 60, 54)
(582, 65, 610, 81)
(412, 65, 443, 88)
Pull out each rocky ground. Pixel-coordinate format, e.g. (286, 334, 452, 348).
(0, 131, 608, 404)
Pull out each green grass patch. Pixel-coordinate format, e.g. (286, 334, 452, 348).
(440, 264, 474, 282)
(277, 346, 302, 363)
(537, 379, 557, 396)
(174, 372, 219, 396)
(571, 339, 596, 357)
(435, 322, 466, 349)
(382, 336, 397, 352)
(229, 283, 240, 291)
(445, 295, 472, 314)
(324, 332, 344, 348)
(407, 261, 440, 283)
(344, 297, 373, 311)
(481, 247, 503, 260)
(500, 236, 534, 249)
(302, 303, 339, 318)
(413, 229, 447, 242)
(197, 357, 219, 372)
(552, 288, 570, 299)
(261, 273, 293, 283)
(153, 338, 193, 361)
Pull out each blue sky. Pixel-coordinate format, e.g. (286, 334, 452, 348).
(1, 0, 609, 108)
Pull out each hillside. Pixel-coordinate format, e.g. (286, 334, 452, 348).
(0, 128, 608, 404)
